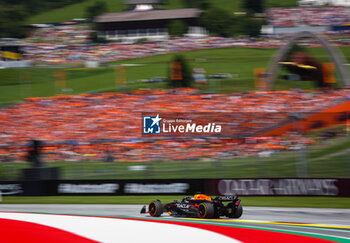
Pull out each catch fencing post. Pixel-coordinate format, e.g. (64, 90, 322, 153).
(297, 144, 308, 178)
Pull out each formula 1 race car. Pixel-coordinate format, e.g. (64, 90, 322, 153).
(140, 194, 242, 219)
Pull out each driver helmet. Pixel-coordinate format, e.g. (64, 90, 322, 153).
(194, 194, 211, 201)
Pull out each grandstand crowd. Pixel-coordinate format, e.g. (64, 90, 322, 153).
(22, 28, 350, 65)
(0, 88, 349, 162)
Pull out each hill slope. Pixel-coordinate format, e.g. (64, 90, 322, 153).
(26, 0, 297, 24)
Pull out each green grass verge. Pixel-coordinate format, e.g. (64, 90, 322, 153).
(1, 196, 349, 208)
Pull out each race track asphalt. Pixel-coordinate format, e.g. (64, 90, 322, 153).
(1, 205, 349, 240)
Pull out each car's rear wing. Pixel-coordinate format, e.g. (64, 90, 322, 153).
(214, 196, 238, 201)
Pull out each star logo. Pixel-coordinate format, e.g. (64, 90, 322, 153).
(143, 114, 162, 134)
(150, 114, 162, 127)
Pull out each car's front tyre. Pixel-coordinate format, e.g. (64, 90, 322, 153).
(149, 200, 163, 217)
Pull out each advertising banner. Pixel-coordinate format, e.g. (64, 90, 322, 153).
(55, 179, 204, 196)
(1, 178, 349, 196)
(208, 178, 350, 197)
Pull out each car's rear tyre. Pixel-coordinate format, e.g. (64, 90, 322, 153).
(149, 200, 163, 217)
(198, 202, 215, 219)
(228, 204, 243, 218)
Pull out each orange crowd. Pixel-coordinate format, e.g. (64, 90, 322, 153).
(0, 88, 349, 162)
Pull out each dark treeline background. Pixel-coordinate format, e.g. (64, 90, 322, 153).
(0, 0, 83, 38)
(0, 0, 265, 39)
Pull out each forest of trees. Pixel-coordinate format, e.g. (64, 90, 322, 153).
(0, 0, 83, 38)
(0, 0, 266, 39)
(182, 0, 265, 37)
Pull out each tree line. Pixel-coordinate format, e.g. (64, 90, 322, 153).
(169, 0, 265, 37)
(0, 0, 265, 39)
(0, 0, 84, 38)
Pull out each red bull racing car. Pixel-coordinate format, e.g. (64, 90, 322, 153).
(140, 194, 242, 219)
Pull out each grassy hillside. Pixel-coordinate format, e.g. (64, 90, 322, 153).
(1, 45, 349, 105)
(26, 0, 125, 24)
(26, 0, 298, 24)
(0, 47, 310, 104)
